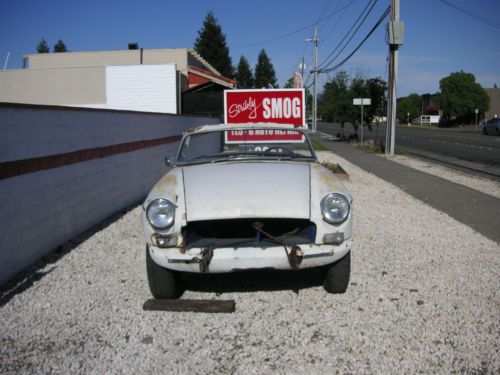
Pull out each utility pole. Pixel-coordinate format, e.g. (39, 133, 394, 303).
(385, 0, 403, 156)
(300, 57, 307, 119)
(306, 27, 319, 132)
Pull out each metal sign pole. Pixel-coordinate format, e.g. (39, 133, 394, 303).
(354, 98, 370, 143)
(360, 103, 364, 144)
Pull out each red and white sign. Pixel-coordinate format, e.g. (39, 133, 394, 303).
(224, 89, 306, 143)
(224, 128, 303, 143)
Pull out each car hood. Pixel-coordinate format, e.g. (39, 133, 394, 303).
(182, 161, 310, 221)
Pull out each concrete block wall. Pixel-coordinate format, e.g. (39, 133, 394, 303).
(0, 103, 219, 285)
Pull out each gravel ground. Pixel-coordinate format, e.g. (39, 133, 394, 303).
(1, 151, 499, 374)
(382, 154, 500, 199)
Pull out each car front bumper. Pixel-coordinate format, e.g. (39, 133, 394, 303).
(148, 238, 352, 273)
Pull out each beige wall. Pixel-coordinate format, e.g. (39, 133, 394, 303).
(26, 50, 140, 69)
(25, 48, 190, 72)
(0, 67, 106, 105)
(143, 49, 189, 71)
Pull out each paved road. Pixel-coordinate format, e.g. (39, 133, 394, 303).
(318, 122, 500, 178)
(310, 132, 500, 244)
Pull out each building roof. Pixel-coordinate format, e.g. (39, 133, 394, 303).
(187, 65, 236, 89)
(187, 49, 219, 75)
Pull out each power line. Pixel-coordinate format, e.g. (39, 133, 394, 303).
(230, 0, 361, 50)
(323, 0, 351, 42)
(439, 0, 500, 30)
(315, 0, 336, 28)
(320, 6, 389, 73)
(320, 5, 390, 73)
(318, 0, 379, 69)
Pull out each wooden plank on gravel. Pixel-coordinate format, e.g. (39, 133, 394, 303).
(143, 299, 236, 313)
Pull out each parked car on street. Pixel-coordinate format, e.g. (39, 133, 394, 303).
(482, 118, 500, 135)
(142, 124, 353, 298)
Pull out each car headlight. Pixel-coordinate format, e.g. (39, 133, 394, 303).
(146, 198, 175, 229)
(321, 193, 350, 224)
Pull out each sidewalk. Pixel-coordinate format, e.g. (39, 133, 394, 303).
(311, 134, 500, 244)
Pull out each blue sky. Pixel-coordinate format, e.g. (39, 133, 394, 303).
(1, 0, 499, 97)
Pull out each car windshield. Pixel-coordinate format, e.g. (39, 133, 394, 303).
(176, 127, 316, 165)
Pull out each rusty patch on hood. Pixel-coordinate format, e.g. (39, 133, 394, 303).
(152, 172, 180, 203)
(312, 164, 342, 186)
(157, 173, 177, 189)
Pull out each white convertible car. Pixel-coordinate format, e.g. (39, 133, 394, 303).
(142, 124, 353, 298)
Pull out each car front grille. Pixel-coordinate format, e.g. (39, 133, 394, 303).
(183, 218, 316, 249)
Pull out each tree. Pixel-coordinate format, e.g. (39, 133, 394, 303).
(397, 93, 422, 123)
(234, 55, 254, 88)
(53, 39, 68, 52)
(194, 11, 233, 78)
(319, 71, 355, 130)
(254, 49, 277, 88)
(36, 38, 50, 53)
(365, 77, 387, 124)
(283, 77, 294, 88)
(350, 75, 368, 127)
(319, 71, 387, 135)
(439, 71, 490, 125)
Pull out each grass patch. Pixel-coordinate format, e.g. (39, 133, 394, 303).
(395, 148, 407, 155)
(322, 162, 339, 172)
(351, 142, 383, 154)
(296, 138, 330, 151)
(311, 139, 331, 151)
(351, 141, 407, 156)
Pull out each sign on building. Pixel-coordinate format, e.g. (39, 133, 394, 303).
(224, 89, 305, 143)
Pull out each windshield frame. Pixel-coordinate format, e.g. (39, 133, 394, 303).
(174, 126, 317, 166)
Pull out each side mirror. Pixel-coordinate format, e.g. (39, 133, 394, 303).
(164, 157, 175, 167)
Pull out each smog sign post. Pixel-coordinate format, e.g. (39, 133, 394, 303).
(224, 89, 306, 143)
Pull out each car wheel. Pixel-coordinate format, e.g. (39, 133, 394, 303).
(146, 245, 183, 299)
(323, 252, 350, 294)
(482, 128, 487, 135)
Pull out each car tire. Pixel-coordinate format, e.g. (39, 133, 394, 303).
(323, 252, 350, 294)
(483, 128, 487, 135)
(146, 245, 183, 299)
